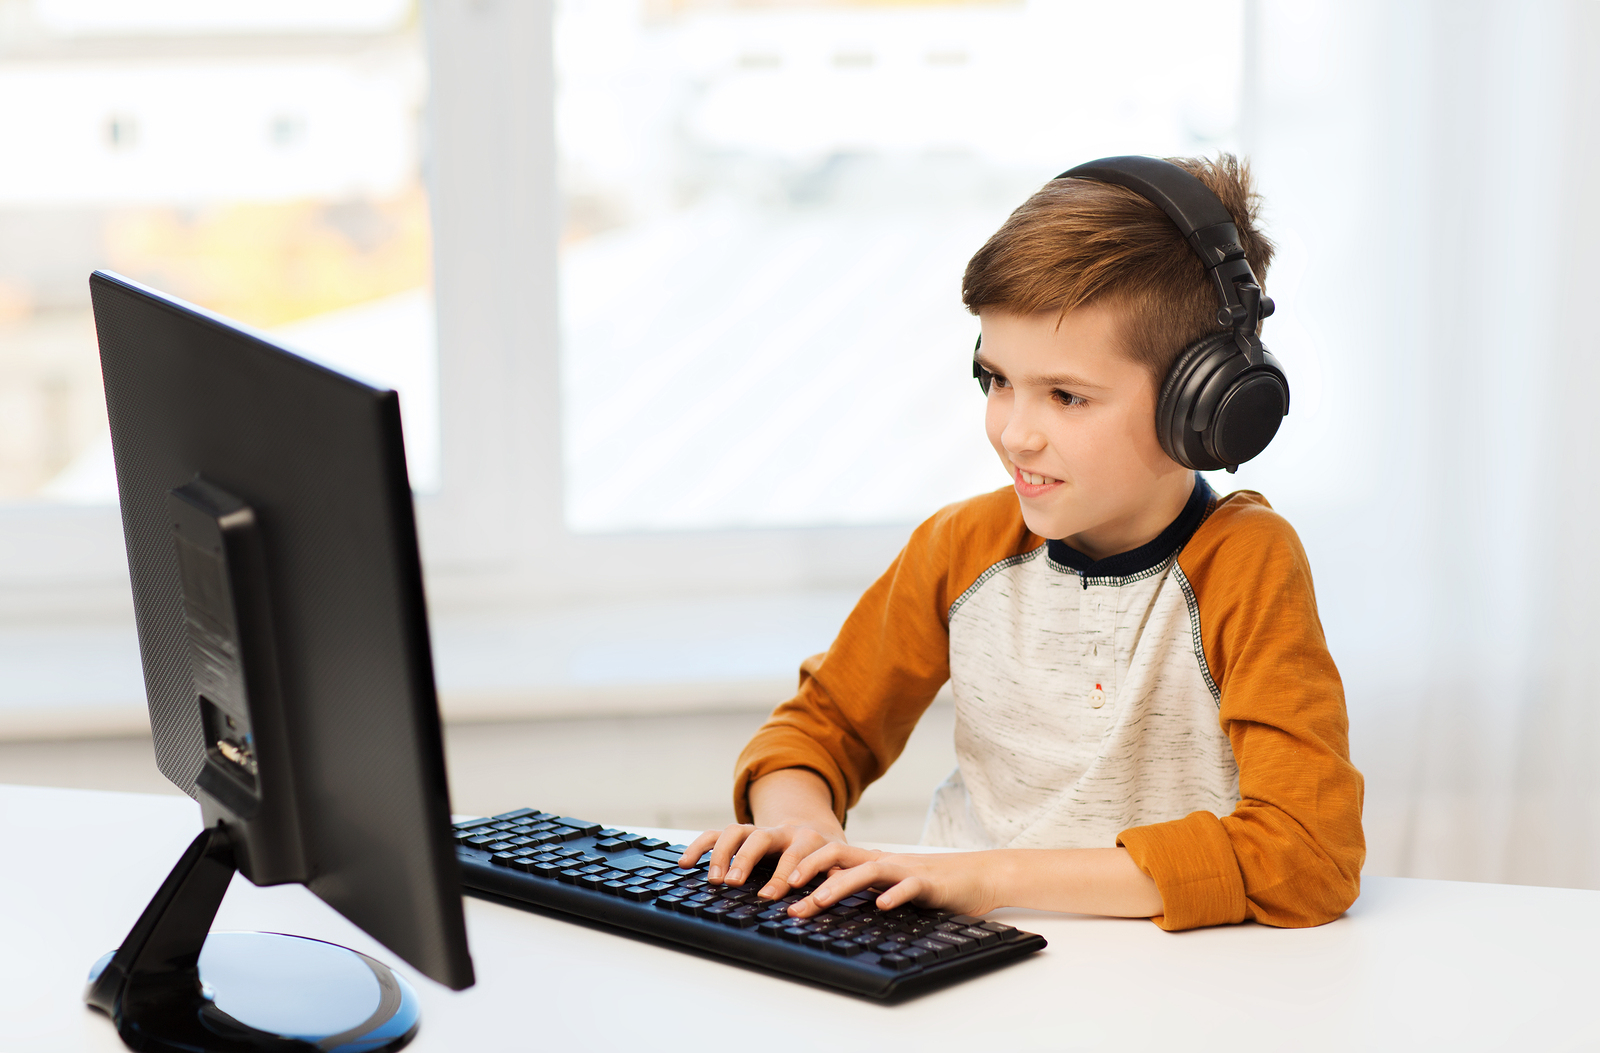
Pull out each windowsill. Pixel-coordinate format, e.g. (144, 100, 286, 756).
(0, 590, 860, 741)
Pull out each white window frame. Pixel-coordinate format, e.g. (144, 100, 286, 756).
(0, 0, 908, 624)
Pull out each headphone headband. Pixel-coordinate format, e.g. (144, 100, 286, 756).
(972, 154, 1289, 473)
(1058, 156, 1274, 359)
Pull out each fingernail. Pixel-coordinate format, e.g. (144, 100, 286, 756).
(788, 871, 801, 884)
(758, 883, 778, 898)
(708, 865, 722, 881)
(726, 867, 743, 884)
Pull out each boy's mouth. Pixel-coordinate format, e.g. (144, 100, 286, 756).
(1013, 466, 1063, 495)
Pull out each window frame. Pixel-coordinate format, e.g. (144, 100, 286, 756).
(0, 0, 911, 623)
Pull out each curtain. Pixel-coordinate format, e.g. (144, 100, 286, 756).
(1236, 0, 1600, 887)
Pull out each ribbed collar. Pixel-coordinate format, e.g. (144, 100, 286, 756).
(1045, 474, 1215, 586)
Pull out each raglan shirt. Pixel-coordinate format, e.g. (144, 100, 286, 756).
(734, 480, 1365, 931)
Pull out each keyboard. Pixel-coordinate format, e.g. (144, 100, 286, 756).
(454, 807, 1047, 999)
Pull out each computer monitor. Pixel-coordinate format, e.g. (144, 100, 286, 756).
(83, 270, 474, 1052)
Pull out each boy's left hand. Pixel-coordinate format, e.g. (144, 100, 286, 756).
(780, 843, 1003, 919)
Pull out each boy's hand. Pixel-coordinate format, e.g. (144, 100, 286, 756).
(679, 820, 846, 899)
(782, 844, 1003, 919)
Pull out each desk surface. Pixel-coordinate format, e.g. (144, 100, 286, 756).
(4, 784, 1597, 1053)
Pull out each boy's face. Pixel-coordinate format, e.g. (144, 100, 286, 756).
(977, 304, 1194, 558)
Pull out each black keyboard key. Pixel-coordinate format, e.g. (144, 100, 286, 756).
(839, 895, 870, 908)
(934, 922, 966, 935)
(913, 938, 956, 961)
(464, 835, 499, 849)
(722, 907, 761, 928)
(492, 807, 539, 821)
(599, 880, 631, 896)
(575, 854, 606, 866)
(803, 934, 833, 952)
(962, 926, 999, 947)
(643, 882, 675, 895)
(636, 838, 670, 852)
(594, 838, 630, 853)
(827, 940, 858, 956)
(703, 902, 735, 917)
(556, 819, 602, 836)
(947, 915, 981, 927)
(529, 861, 564, 878)
(453, 816, 496, 831)
(779, 926, 809, 943)
(622, 885, 656, 902)
(880, 953, 914, 972)
(756, 921, 787, 937)
(899, 944, 936, 965)
(928, 932, 975, 955)
(490, 852, 519, 866)
(577, 873, 607, 890)
(556, 868, 585, 884)
(978, 921, 1017, 939)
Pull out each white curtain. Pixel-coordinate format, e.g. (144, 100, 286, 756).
(1232, 0, 1600, 887)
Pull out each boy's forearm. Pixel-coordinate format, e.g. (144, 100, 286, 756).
(990, 847, 1163, 918)
(747, 768, 846, 838)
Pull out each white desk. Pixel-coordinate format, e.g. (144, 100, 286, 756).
(4, 784, 1597, 1052)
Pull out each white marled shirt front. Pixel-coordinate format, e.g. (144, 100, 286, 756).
(921, 491, 1239, 850)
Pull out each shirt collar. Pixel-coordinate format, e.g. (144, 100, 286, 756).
(1044, 474, 1215, 585)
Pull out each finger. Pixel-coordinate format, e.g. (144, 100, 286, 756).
(787, 856, 887, 918)
(706, 825, 754, 883)
(725, 828, 775, 887)
(871, 875, 926, 912)
(679, 829, 719, 868)
(785, 842, 872, 892)
(757, 830, 828, 899)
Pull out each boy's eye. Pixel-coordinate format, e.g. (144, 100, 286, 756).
(1054, 389, 1087, 408)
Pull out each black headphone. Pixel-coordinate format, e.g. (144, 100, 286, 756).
(973, 155, 1288, 473)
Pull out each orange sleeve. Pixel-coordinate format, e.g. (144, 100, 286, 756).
(734, 490, 1035, 823)
(1118, 492, 1365, 930)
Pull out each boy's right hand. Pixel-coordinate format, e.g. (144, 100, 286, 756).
(679, 820, 847, 899)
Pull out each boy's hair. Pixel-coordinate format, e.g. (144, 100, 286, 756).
(962, 154, 1274, 386)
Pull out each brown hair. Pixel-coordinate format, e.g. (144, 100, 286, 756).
(961, 154, 1274, 385)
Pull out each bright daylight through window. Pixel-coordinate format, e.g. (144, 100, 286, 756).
(556, 0, 1244, 533)
(0, 0, 439, 505)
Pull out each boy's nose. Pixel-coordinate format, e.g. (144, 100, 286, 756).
(1000, 404, 1047, 457)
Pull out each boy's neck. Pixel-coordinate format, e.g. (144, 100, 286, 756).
(1057, 471, 1202, 562)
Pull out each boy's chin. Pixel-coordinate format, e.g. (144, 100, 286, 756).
(1014, 498, 1072, 542)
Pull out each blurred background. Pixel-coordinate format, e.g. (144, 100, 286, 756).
(2, 0, 1598, 883)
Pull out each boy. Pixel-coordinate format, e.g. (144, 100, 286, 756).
(679, 155, 1364, 931)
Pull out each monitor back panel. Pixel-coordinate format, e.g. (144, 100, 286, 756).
(90, 270, 472, 989)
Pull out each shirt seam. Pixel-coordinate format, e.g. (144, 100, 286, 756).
(947, 543, 1047, 622)
(1174, 563, 1222, 707)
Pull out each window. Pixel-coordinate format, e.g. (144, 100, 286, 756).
(0, 0, 438, 605)
(556, 0, 1245, 533)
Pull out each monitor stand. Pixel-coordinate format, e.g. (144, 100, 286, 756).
(86, 824, 420, 1052)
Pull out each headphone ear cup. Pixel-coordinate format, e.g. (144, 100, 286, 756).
(1157, 334, 1234, 470)
(1156, 334, 1288, 471)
